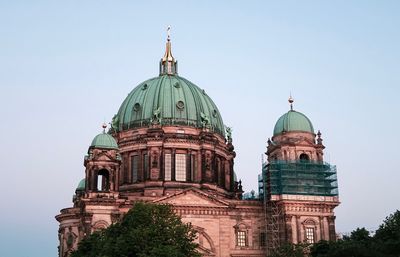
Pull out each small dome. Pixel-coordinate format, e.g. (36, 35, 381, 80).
(273, 110, 314, 136)
(90, 133, 118, 150)
(114, 75, 225, 136)
(76, 179, 85, 191)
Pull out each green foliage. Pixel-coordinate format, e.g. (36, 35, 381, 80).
(374, 210, 400, 256)
(311, 239, 379, 257)
(311, 210, 400, 257)
(71, 202, 201, 257)
(270, 243, 309, 257)
(345, 227, 371, 242)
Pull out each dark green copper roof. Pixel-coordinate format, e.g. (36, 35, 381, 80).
(90, 133, 119, 149)
(273, 110, 314, 136)
(115, 75, 225, 136)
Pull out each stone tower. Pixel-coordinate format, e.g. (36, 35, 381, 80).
(264, 97, 340, 253)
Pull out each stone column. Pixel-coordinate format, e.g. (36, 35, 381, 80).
(201, 149, 206, 183)
(319, 216, 325, 241)
(285, 215, 293, 243)
(328, 216, 336, 241)
(291, 215, 298, 243)
(171, 148, 176, 181)
(186, 150, 191, 182)
(296, 216, 302, 243)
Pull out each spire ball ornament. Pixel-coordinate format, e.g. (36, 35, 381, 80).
(102, 123, 107, 133)
(288, 95, 294, 110)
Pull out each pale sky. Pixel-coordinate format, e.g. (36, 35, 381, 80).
(1, 1, 399, 256)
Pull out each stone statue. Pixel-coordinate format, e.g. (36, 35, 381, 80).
(200, 112, 210, 128)
(225, 126, 232, 142)
(151, 107, 161, 124)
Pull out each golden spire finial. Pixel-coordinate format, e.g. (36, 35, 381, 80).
(288, 94, 294, 110)
(160, 25, 177, 75)
(162, 25, 174, 62)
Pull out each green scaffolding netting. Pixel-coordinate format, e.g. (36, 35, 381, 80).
(262, 160, 338, 197)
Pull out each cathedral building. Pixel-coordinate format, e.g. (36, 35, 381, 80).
(56, 33, 339, 257)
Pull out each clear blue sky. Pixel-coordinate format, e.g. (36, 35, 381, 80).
(0, 1, 399, 256)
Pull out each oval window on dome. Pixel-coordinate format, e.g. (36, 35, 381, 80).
(176, 100, 185, 110)
(174, 82, 180, 88)
(133, 103, 141, 112)
(212, 110, 218, 118)
(142, 84, 148, 90)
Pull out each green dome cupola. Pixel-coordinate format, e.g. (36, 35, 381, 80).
(90, 125, 119, 150)
(112, 29, 226, 136)
(76, 179, 85, 192)
(273, 97, 314, 136)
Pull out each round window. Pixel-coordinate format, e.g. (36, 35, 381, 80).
(133, 103, 141, 111)
(176, 101, 185, 109)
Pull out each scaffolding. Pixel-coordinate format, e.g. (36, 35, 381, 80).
(263, 160, 339, 254)
(267, 160, 338, 197)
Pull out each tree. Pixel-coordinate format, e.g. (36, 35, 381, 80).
(375, 210, 400, 241)
(374, 210, 400, 256)
(71, 202, 201, 257)
(311, 211, 400, 257)
(345, 227, 371, 242)
(269, 243, 308, 257)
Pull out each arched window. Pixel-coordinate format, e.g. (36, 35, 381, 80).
(234, 223, 249, 248)
(299, 153, 310, 162)
(303, 219, 317, 244)
(96, 169, 110, 191)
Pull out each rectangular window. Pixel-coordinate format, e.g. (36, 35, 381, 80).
(175, 154, 186, 181)
(164, 154, 172, 181)
(306, 227, 315, 244)
(237, 231, 247, 247)
(131, 156, 139, 183)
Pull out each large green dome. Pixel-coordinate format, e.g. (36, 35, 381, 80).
(114, 75, 225, 136)
(273, 110, 314, 136)
(90, 133, 119, 149)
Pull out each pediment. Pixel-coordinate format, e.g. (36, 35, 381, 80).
(153, 188, 230, 208)
(297, 138, 315, 146)
(284, 136, 315, 146)
(93, 152, 115, 162)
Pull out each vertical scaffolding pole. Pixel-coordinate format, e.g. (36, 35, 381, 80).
(264, 163, 283, 255)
